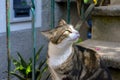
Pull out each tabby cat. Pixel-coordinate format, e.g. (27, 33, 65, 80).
(42, 19, 112, 80)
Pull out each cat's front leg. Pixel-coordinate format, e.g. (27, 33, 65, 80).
(86, 68, 104, 80)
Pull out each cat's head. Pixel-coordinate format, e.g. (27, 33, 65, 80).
(42, 19, 80, 45)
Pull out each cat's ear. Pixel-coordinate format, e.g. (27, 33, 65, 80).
(58, 19, 67, 26)
(41, 30, 53, 40)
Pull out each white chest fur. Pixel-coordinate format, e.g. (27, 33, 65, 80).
(48, 42, 72, 67)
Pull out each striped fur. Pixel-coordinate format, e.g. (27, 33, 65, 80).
(42, 19, 112, 80)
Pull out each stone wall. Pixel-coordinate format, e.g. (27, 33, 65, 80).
(92, 6, 120, 42)
(111, 0, 120, 5)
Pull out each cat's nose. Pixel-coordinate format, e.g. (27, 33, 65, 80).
(75, 32, 80, 37)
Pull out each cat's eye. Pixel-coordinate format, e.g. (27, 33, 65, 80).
(63, 30, 72, 35)
(66, 30, 72, 33)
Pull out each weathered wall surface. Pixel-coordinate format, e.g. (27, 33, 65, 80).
(92, 6, 120, 42)
(111, 0, 120, 5)
(92, 16, 120, 42)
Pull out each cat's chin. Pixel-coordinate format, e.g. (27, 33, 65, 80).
(69, 33, 80, 42)
(69, 37, 79, 42)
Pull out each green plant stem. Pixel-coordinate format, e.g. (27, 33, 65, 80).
(51, 0, 55, 29)
(6, 0, 11, 80)
(31, 7, 36, 80)
(75, 4, 95, 30)
(31, 0, 36, 80)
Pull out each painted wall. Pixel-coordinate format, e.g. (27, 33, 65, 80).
(0, 0, 42, 33)
(0, 0, 6, 33)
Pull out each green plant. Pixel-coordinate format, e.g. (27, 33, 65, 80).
(76, 38, 83, 43)
(11, 46, 50, 80)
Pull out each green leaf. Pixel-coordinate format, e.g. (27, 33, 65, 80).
(28, 57, 32, 65)
(84, 0, 89, 4)
(35, 46, 44, 61)
(11, 46, 47, 80)
(10, 72, 25, 80)
(28, 46, 44, 65)
(11, 58, 21, 72)
(11, 57, 26, 76)
(37, 65, 48, 80)
(41, 65, 48, 74)
(18, 69, 26, 76)
(38, 59, 46, 70)
(26, 65, 31, 75)
(19, 65, 24, 70)
(12, 58, 20, 67)
(36, 59, 48, 80)
(44, 73, 51, 80)
(75, 38, 83, 43)
(17, 52, 27, 68)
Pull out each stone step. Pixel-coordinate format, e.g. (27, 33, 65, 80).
(78, 39, 120, 69)
(110, 68, 120, 80)
(92, 5, 120, 42)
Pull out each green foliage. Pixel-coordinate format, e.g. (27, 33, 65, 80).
(84, 0, 89, 4)
(11, 46, 50, 80)
(75, 38, 83, 44)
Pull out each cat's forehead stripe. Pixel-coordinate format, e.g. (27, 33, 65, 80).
(67, 25, 75, 31)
